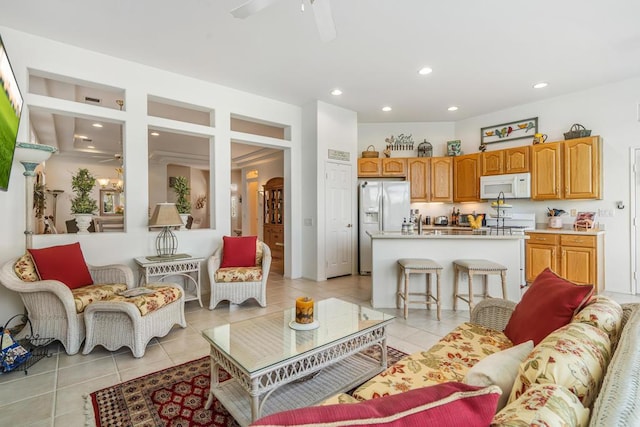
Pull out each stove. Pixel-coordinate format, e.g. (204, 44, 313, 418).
(485, 212, 536, 234)
(484, 213, 536, 288)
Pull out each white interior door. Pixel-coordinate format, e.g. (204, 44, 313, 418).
(326, 162, 353, 278)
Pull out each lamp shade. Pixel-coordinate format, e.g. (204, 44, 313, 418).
(149, 203, 183, 227)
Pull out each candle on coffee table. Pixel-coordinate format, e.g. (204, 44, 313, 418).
(295, 297, 314, 324)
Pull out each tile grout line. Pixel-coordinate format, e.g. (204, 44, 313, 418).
(50, 350, 60, 426)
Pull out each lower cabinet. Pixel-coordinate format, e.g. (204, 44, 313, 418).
(525, 232, 604, 292)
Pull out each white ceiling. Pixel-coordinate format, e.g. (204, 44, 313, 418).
(2, 1, 640, 124)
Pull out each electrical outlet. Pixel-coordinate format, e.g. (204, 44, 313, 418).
(598, 209, 614, 218)
(570, 209, 577, 216)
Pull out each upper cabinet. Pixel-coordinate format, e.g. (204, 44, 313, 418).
(381, 158, 407, 177)
(563, 136, 602, 199)
(357, 158, 407, 177)
(504, 146, 530, 174)
(453, 153, 481, 202)
(408, 158, 429, 202)
(481, 146, 530, 176)
(357, 158, 382, 177)
(430, 157, 453, 202)
(531, 142, 563, 199)
(531, 136, 602, 200)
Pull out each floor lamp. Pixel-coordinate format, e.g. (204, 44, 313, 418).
(13, 142, 57, 249)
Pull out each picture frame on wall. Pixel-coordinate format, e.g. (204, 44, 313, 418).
(481, 117, 538, 145)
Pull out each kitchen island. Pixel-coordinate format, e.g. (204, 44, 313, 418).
(368, 229, 528, 310)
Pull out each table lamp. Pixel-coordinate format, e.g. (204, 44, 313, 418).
(149, 203, 183, 257)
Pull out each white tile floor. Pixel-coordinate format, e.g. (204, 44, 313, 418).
(0, 273, 638, 426)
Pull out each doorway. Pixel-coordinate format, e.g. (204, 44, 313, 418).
(246, 177, 259, 237)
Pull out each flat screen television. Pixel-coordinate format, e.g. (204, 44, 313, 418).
(0, 34, 23, 191)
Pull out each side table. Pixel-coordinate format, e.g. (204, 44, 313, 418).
(134, 255, 204, 307)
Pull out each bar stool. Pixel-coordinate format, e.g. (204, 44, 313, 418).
(453, 259, 507, 313)
(397, 259, 443, 320)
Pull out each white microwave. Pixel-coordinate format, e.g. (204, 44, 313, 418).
(480, 172, 531, 199)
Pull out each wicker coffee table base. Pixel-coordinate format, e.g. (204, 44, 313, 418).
(205, 326, 389, 426)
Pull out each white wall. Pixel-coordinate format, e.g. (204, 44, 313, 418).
(0, 27, 302, 318)
(302, 101, 358, 281)
(358, 122, 456, 157)
(455, 76, 640, 294)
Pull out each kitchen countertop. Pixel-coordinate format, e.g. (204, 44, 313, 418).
(367, 230, 527, 240)
(529, 224, 605, 236)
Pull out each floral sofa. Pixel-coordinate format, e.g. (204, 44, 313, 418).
(252, 269, 640, 426)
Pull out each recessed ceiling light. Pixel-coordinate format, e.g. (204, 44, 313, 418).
(87, 145, 95, 149)
(448, 106, 459, 111)
(533, 82, 548, 89)
(418, 67, 433, 75)
(382, 106, 392, 112)
(150, 131, 160, 136)
(92, 123, 103, 128)
(330, 89, 343, 96)
(75, 135, 88, 140)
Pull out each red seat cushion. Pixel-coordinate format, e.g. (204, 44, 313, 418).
(220, 236, 258, 268)
(504, 268, 594, 345)
(250, 382, 500, 426)
(28, 242, 94, 290)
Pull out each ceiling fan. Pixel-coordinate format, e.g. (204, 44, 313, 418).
(230, 0, 336, 42)
(97, 153, 123, 164)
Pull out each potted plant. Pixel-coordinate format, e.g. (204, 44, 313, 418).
(172, 176, 191, 229)
(70, 168, 97, 234)
(33, 182, 46, 233)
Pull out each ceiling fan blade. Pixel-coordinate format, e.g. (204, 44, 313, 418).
(230, 0, 280, 19)
(311, 0, 336, 42)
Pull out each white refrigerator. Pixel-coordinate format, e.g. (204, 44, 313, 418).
(358, 180, 411, 274)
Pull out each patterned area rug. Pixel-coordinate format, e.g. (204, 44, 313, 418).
(90, 346, 407, 427)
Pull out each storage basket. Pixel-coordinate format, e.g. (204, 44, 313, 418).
(563, 123, 592, 140)
(361, 145, 379, 158)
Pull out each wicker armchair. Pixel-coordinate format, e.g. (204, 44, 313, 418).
(0, 257, 135, 355)
(208, 241, 271, 309)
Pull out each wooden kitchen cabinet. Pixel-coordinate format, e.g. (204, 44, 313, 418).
(525, 233, 560, 282)
(531, 136, 602, 200)
(525, 231, 604, 292)
(563, 136, 602, 199)
(381, 158, 407, 177)
(531, 142, 563, 200)
(408, 158, 429, 202)
(504, 146, 530, 173)
(481, 146, 530, 176)
(357, 158, 382, 177)
(357, 157, 407, 177)
(453, 153, 481, 202)
(430, 157, 453, 202)
(481, 151, 503, 176)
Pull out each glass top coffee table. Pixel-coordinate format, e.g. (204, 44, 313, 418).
(201, 298, 395, 426)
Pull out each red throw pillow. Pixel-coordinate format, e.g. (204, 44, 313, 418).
(250, 382, 500, 427)
(504, 268, 594, 345)
(28, 242, 93, 290)
(220, 236, 258, 268)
